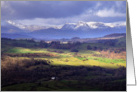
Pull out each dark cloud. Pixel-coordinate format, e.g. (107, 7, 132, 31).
(1, 1, 126, 20)
(1, 1, 97, 20)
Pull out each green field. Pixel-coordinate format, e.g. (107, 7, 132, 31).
(4, 46, 126, 68)
(1, 38, 126, 91)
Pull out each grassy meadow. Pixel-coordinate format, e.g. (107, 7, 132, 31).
(4, 47, 126, 68)
(1, 38, 126, 91)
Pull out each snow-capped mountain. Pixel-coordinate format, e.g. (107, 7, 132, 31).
(6, 20, 62, 31)
(2, 20, 126, 39)
(6, 20, 126, 31)
(61, 21, 126, 30)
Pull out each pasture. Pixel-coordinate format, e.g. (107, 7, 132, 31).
(3, 46, 126, 68)
(1, 38, 126, 91)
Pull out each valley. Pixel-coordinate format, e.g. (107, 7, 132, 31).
(1, 34, 126, 91)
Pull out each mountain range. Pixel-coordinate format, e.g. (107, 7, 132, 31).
(1, 21, 126, 40)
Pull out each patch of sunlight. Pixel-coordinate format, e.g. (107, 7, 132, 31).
(88, 57, 126, 64)
(7, 47, 126, 69)
(46, 57, 124, 69)
(8, 47, 50, 54)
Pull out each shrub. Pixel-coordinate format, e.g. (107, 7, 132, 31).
(87, 45, 92, 50)
(71, 48, 79, 52)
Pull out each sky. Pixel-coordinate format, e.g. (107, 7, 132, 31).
(1, 1, 126, 27)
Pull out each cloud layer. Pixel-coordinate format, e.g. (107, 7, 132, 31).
(96, 8, 125, 17)
(1, 1, 126, 28)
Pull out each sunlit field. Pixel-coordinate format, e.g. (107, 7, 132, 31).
(1, 38, 126, 91)
(3, 47, 126, 68)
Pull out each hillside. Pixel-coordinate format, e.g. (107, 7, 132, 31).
(104, 33, 126, 37)
(57, 33, 126, 44)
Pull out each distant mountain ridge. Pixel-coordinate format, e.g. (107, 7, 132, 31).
(104, 33, 126, 37)
(6, 20, 126, 31)
(1, 21, 126, 39)
(61, 21, 126, 31)
(60, 33, 126, 43)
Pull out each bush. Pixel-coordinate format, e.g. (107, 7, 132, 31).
(71, 48, 79, 52)
(87, 45, 92, 50)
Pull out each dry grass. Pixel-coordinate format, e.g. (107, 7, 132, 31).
(93, 50, 126, 60)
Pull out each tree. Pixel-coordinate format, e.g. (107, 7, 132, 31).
(87, 45, 92, 50)
(40, 40, 48, 48)
(71, 48, 79, 52)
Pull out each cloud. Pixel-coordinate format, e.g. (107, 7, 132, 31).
(6, 8, 96, 27)
(115, 1, 124, 8)
(1, 1, 126, 20)
(1, 1, 126, 28)
(1, 1, 97, 20)
(95, 8, 126, 17)
(1, 1, 15, 19)
(6, 6, 126, 28)
(94, 2, 101, 9)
